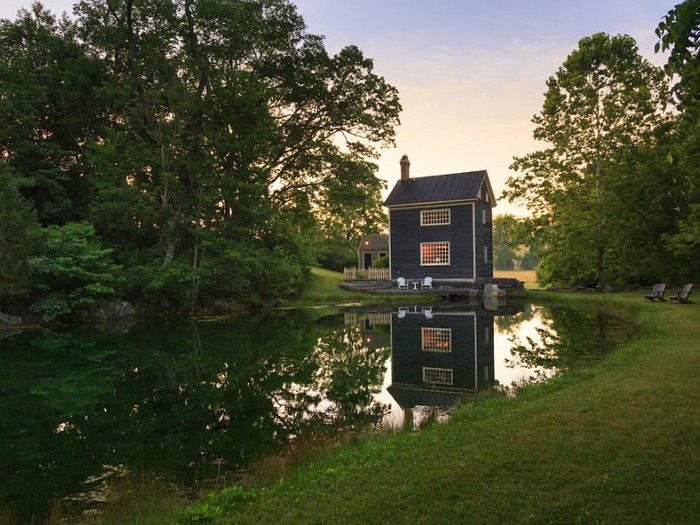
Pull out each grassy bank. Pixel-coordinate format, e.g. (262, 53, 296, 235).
(177, 292, 699, 524)
(284, 268, 372, 306)
(494, 268, 539, 289)
(283, 267, 437, 307)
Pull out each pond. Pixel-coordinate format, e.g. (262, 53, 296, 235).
(0, 301, 635, 523)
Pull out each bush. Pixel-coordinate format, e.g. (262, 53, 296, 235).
(373, 255, 389, 268)
(28, 222, 122, 321)
(316, 240, 356, 272)
(138, 233, 310, 311)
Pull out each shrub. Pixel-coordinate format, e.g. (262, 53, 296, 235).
(28, 222, 122, 321)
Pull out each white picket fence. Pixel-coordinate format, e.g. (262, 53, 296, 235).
(344, 312, 392, 326)
(343, 267, 390, 281)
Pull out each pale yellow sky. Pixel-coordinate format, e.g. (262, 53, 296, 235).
(294, 0, 676, 217)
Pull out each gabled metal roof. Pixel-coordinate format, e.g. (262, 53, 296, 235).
(383, 170, 496, 208)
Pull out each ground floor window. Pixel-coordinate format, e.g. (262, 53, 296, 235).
(422, 327, 452, 352)
(421, 241, 450, 265)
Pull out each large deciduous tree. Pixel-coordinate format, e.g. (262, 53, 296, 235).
(656, 0, 700, 277)
(505, 33, 668, 288)
(0, 3, 105, 225)
(73, 0, 399, 306)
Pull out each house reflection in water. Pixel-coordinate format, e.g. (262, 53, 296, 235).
(388, 307, 496, 428)
(343, 311, 391, 350)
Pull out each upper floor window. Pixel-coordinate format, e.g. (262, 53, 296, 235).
(420, 209, 450, 226)
(423, 367, 453, 386)
(421, 241, 450, 266)
(482, 209, 486, 224)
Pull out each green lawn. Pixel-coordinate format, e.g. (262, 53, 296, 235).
(283, 268, 436, 307)
(180, 292, 699, 524)
(282, 267, 375, 307)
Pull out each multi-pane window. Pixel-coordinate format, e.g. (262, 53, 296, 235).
(422, 328, 452, 352)
(423, 367, 453, 386)
(420, 209, 450, 226)
(421, 241, 450, 265)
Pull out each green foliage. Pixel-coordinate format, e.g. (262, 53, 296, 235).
(656, 0, 700, 117)
(493, 215, 540, 271)
(373, 255, 389, 268)
(655, 1, 700, 280)
(0, 166, 39, 310)
(316, 238, 357, 272)
(28, 222, 121, 321)
(664, 203, 700, 255)
(0, 0, 399, 315)
(197, 234, 308, 308)
(182, 486, 264, 522)
(0, 4, 104, 225)
(506, 33, 670, 287)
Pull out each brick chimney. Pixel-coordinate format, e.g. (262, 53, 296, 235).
(400, 154, 410, 180)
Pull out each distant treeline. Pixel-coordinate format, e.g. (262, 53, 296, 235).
(0, 0, 399, 320)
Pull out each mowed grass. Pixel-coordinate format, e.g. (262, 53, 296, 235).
(495, 268, 539, 289)
(178, 292, 700, 524)
(285, 268, 437, 307)
(283, 268, 373, 306)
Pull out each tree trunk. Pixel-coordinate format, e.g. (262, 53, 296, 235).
(191, 232, 200, 313)
(595, 158, 605, 290)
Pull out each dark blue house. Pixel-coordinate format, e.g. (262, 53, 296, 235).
(384, 155, 496, 283)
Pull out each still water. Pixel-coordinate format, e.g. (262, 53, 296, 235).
(0, 302, 633, 521)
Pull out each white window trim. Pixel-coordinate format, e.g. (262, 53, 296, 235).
(420, 208, 451, 226)
(420, 241, 451, 266)
(421, 327, 452, 353)
(422, 367, 454, 386)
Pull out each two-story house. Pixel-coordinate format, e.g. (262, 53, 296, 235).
(383, 155, 496, 283)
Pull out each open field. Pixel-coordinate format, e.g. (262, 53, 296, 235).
(495, 268, 539, 289)
(171, 291, 699, 524)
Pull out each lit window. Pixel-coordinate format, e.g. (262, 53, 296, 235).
(423, 367, 453, 385)
(420, 209, 450, 226)
(421, 241, 450, 265)
(422, 328, 452, 352)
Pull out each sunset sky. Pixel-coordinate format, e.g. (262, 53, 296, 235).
(2, 0, 678, 216)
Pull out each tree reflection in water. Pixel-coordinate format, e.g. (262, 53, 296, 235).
(0, 304, 632, 522)
(504, 303, 631, 390)
(0, 312, 389, 523)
